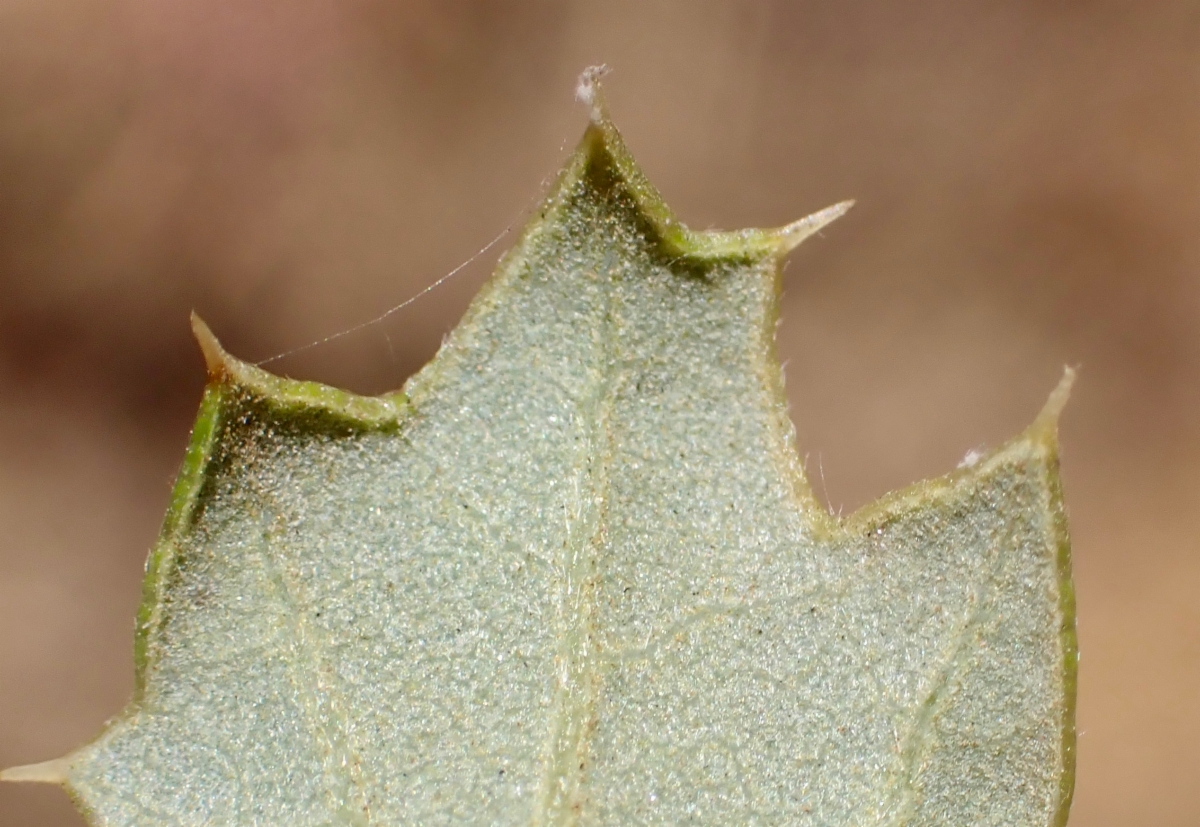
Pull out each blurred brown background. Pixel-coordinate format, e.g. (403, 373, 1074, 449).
(1, 1, 1196, 825)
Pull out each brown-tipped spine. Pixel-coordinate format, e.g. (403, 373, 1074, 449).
(190, 312, 230, 381)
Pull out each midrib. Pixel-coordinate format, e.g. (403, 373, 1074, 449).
(533, 268, 621, 827)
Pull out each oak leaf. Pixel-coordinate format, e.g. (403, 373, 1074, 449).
(4, 82, 1076, 827)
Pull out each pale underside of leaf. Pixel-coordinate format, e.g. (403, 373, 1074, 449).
(6, 97, 1076, 827)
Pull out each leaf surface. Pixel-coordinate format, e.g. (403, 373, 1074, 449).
(7, 94, 1076, 827)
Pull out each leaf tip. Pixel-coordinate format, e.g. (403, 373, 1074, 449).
(776, 200, 855, 254)
(0, 757, 70, 785)
(1034, 366, 1077, 434)
(190, 312, 231, 381)
(575, 64, 612, 123)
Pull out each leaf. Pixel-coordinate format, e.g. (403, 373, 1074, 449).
(4, 83, 1077, 827)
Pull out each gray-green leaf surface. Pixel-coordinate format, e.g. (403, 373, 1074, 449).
(5, 101, 1076, 827)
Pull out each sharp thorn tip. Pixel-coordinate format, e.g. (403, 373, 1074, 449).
(190, 313, 228, 379)
(1, 758, 70, 785)
(1040, 366, 1077, 424)
(778, 200, 855, 253)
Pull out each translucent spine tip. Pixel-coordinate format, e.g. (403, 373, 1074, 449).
(0, 756, 70, 785)
(777, 200, 856, 254)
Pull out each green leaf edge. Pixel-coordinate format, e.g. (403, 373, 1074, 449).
(9, 100, 1076, 827)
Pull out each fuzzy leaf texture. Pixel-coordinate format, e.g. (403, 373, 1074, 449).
(5, 87, 1077, 827)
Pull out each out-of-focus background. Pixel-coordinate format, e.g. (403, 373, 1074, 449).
(1, 2, 1196, 825)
